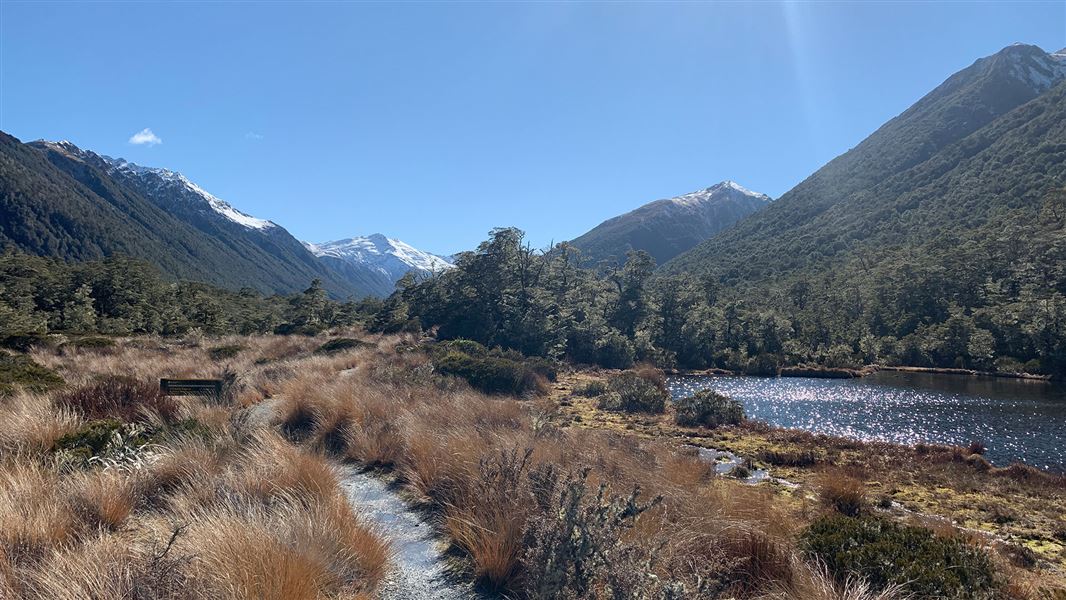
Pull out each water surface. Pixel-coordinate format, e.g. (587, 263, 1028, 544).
(668, 371, 1066, 471)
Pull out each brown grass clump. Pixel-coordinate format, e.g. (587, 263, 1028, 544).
(56, 376, 180, 424)
(69, 469, 136, 530)
(818, 472, 867, 517)
(0, 391, 80, 453)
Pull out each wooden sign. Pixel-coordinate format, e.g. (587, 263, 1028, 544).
(160, 378, 223, 401)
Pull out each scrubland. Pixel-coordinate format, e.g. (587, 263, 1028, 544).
(0, 333, 1062, 599)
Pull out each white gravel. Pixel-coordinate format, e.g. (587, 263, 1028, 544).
(341, 467, 484, 600)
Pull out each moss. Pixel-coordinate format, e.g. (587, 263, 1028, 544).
(803, 515, 999, 598)
(208, 343, 245, 360)
(0, 351, 64, 396)
(314, 338, 369, 355)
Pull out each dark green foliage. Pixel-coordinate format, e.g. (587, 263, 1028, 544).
(674, 389, 745, 428)
(53, 419, 127, 463)
(434, 351, 545, 397)
(573, 380, 608, 397)
(1, 133, 371, 298)
(597, 371, 668, 414)
(53, 417, 211, 467)
(660, 49, 1066, 378)
(0, 252, 371, 338)
(314, 337, 368, 355)
(56, 376, 180, 424)
(208, 344, 245, 360)
(802, 515, 999, 598)
(0, 351, 64, 396)
(63, 336, 116, 353)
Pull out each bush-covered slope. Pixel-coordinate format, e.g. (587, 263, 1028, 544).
(569, 181, 771, 267)
(663, 44, 1066, 281)
(0, 133, 370, 298)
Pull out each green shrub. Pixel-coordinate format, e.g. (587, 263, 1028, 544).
(65, 336, 117, 352)
(436, 339, 488, 357)
(0, 333, 53, 352)
(597, 371, 668, 414)
(434, 352, 545, 396)
(674, 389, 745, 427)
(56, 376, 179, 423)
(802, 515, 999, 598)
(314, 337, 369, 355)
(208, 343, 245, 360)
(0, 351, 64, 396)
(574, 380, 609, 397)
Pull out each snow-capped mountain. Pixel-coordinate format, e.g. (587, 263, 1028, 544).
(23, 139, 379, 298)
(306, 234, 453, 286)
(568, 180, 773, 267)
(36, 141, 277, 232)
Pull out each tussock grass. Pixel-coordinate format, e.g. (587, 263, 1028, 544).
(1, 334, 390, 599)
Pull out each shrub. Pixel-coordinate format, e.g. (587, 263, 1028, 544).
(802, 515, 999, 598)
(56, 376, 180, 424)
(573, 380, 608, 397)
(434, 352, 545, 396)
(208, 344, 245, 360)
(674, 389, 745, 428)
(818, 473, 866, 517)
(597, 370, 669, 414)
(522, 466, 667, 599)
(0, 333, 52, 352)
(757, 447, 818, 467)
(67, 336, 117, 351)
(314, 338, 368, 355)
(0, 352, 64, 396)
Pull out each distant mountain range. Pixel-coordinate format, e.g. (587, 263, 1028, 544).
(0, 136, 449, 298)
(662, 43, 1066, 285)
(305, 234, 453, 297)
(567, 181, 772, 267)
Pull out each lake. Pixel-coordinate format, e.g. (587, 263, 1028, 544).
(668, 371, 1066, 471)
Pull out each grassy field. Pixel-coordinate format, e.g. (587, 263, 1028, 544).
(1, 332, 1063, 599)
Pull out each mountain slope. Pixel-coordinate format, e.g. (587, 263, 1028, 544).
(568, 181, 772, 267)
(663, 44, 1066, 282)
(0, 133, 373, 298)
(306, 234, 453, 297)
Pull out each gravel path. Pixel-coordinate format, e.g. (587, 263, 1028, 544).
(341, 467, 484, 600)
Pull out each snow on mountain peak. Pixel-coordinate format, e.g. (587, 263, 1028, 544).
(670, 181, 771, 208)
(998, 44, 1066, 93)
(306, 235, 453, 282)
(100, 156, 275, 231)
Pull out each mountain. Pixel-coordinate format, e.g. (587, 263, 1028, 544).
(306, 234, 453, 297)
(568, 181, 772, 267)
(0, 134, 375, 298)
(663, 44, 1066, 284)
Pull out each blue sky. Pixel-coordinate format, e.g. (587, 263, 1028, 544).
(2, 2, 1063, 255)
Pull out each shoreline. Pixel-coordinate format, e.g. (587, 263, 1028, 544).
(665, 363, 1055, 382)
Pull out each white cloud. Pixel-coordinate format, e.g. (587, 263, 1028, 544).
(245, 131, 264, 140)
(128, 128, 162, 146)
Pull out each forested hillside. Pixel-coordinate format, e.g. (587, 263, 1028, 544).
(568, 181, 771, 267)
(0, 134, 370, 298)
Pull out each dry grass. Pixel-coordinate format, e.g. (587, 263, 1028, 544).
(4, 332, 1057, 598)
(0, 334, 390, 600)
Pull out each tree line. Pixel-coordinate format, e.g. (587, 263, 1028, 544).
(0, 251, 376, 342)
(371, 227, 1066, 377)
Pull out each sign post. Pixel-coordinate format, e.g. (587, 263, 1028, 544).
(160, 378, 224, 403)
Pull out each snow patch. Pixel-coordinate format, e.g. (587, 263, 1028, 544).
(670, 180, 772, 208)
(307, 234, 453, 282)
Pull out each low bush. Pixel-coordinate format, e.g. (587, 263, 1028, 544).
(674, 389, 745, 428)
(56, 376, 180, 424)
(573, 380, 608, 397)
(434, 351, 546, 396)
(0, 352, 64, 396)
(314, 338, 368, 355)
(802, 515, 999, 598)
(65, 337, 117, 352)
(208, 344, 245, 360)
(597, 370, 669, 414)
(0, 333, 53, 352)
(757, 447, 819, 467)
(818, 473, 866, 517)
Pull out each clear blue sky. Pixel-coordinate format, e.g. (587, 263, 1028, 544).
(2, 2, 1063, 255)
